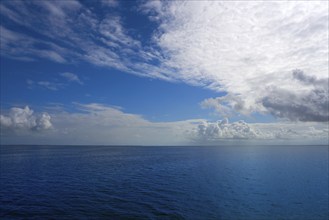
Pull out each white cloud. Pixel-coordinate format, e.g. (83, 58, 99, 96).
(0, 115, 12, 127)
(195, 118, 261, 140)
(0, 106, 52, 131)
(192, 119, 328, 144)
(1, 104, 327, 145)
(261, 70, 328, 122)
(143, 1, 328, 122)
(1, 1, 328, 123)
(36, 113, 52, 130)
(37, 0, 81, 18)
(0, 1, 178, 81)
(51, 103, 201, 145)
(27, 79, 64, 91)
(37, 81, 60, 91)
(38, 50, 66, 63)
(98, 15, 141, 48)
(200, 94, 246, 117)
(101, 0, 118, 8)
(61, 72, 83, 85)
(0, 104, 200, 145)
(200, 70, 329, 122)
(27, 72, 83, 91)
(0, 25, 68, 63)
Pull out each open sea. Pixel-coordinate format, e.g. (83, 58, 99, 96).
(0, 145, 328, 219)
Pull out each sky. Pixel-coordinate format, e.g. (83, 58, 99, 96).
(0, 0, 328, 145)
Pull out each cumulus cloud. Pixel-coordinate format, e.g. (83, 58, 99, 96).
(0, 106, 52, 131)
(292, 69, 328, 87)
(195, 118, 261, 141)
(36, 113, 52, 130)
(261, 69, 328, 122)
(262, 81, 328, 122)
(192, 119, 328, 144)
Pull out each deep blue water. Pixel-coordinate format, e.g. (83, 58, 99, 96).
(0, 145, 328, 219)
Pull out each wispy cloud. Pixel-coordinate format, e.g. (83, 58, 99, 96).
(27, 79, 65, 91)
(0, 26, 67, 63)
(0, 1, 144, 71)
(61, 72, 83, 85)
(37, 0, 81, 18)
(0, 0, 175, 81)
(27, 72, 83, 91)
(100, 0, 119, 8)
(1, 1, 328, 123)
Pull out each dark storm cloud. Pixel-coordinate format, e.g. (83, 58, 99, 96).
(292, 69, 328, 87)
(262, 70, 328, 122)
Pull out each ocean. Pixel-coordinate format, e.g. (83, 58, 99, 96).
(0, 145, 328, 219)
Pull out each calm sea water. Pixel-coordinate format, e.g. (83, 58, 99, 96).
(0, 145, 328, 219)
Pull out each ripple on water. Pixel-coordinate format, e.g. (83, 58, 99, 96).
(1, 145, 328, 219)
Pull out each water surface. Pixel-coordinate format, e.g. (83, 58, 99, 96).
(1, 145, 328, 219)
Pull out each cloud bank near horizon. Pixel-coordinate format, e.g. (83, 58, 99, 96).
(193, 119, 328, 143)
(1, 105, 327, 145)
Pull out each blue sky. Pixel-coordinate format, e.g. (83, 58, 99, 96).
(0, 0, 328, 145)
(1, 56, 220, 122)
